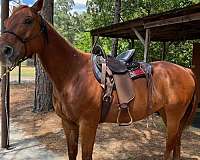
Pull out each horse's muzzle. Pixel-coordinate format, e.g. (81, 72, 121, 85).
(2, 45, 14, 59)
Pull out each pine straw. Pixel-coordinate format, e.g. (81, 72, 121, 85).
(1, 83, 200, 160)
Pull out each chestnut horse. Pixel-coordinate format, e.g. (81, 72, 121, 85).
(0, 0, 197, 159)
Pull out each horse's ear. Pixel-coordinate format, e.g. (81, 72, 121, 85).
(13, 6, 17, 11)
(31, 0, 43, 12)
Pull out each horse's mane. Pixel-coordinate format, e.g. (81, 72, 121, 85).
(45, 19, 90, 56)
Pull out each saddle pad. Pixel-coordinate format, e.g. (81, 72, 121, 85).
(129, 67, 145, 79)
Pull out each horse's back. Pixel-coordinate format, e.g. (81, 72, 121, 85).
(151, 61, 195, 107)
(152, 61, 195, 91)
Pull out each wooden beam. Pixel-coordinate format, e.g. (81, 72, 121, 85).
(145, 12, 200, 29)
(91, 21, 143, 36)
(132, 28, 145, 46)
(96, 28, 200, 41)
(92, 26, 143, 39)
(144, 29, 150, 62)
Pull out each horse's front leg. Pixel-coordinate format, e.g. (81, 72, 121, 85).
(62, 119, 79, 160)
(79, 120, 98, 160)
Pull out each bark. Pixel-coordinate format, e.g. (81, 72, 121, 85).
(111, 0, 121, 57)
(33, 0, 54, 112)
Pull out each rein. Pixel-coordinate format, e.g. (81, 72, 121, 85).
(0, 14, 48, 81)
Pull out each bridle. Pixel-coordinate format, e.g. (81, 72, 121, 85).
(0, 14, 48, 81)
(2, 14, 48, 71)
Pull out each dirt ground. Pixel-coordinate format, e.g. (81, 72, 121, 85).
(0, 83, 200, 160)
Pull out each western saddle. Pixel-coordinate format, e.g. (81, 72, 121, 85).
(91, 45, 152, 126)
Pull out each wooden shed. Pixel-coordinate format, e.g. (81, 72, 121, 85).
(90, 3, 200, 105)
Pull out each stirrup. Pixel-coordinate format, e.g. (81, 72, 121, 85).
(117, 107, 133, 126)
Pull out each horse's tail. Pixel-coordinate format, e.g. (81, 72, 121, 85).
(180, 69, 198, 130)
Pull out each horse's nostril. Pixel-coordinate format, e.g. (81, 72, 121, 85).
(3, 45, 14, 57)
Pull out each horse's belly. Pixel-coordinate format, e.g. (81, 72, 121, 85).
(104, 79, 162, 123)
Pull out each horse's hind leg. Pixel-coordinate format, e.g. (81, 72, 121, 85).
(80, 120, 98, 160)
(172, 131, 181, 160)
(173, 112, 187, 160)
(62, 119, 79, 160)
(164, 109, 182, 160)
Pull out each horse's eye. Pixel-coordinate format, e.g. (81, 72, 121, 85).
(24, 18, 33, 25)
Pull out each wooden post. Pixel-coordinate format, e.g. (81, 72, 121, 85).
(91, 36, 95, 52)
(132, 28, 150, 62)
(192, 43, 200, 104)
(1, 0, 10, 149)
(144, 29, 150, 62)
(91, 36, 99, 52)
(92, 36, 95, 46)
(18, 64, 21, 84)
(129, 39, 134, 49)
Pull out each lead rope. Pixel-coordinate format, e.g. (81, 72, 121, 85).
(0, 63, 19, 82)
(0, 69, 10, 82)
(5, 73, 10, 148)
(1, 58, 30, 149)
(0, 63, 21, 149)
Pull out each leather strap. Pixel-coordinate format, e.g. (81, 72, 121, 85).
(141, 63, 153, 115)
(101, 62, 106, 89)
(100, 75, 114, 123)
(147, 71, 153, 115)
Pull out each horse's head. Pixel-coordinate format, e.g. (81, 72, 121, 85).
(0, 0, 45, 69)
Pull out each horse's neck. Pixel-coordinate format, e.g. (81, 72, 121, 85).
(37, 23, 85, 90)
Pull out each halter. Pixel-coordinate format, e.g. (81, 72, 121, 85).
(2, 14, 48, 69)
(0, 14, 48, 81)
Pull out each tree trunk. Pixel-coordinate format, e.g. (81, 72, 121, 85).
(33, 0, 54, 112)
(111, 0, 121, 57)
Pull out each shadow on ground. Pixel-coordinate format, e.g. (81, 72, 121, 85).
(15, 122, 199, 160)
(192, 112, 200, 128)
